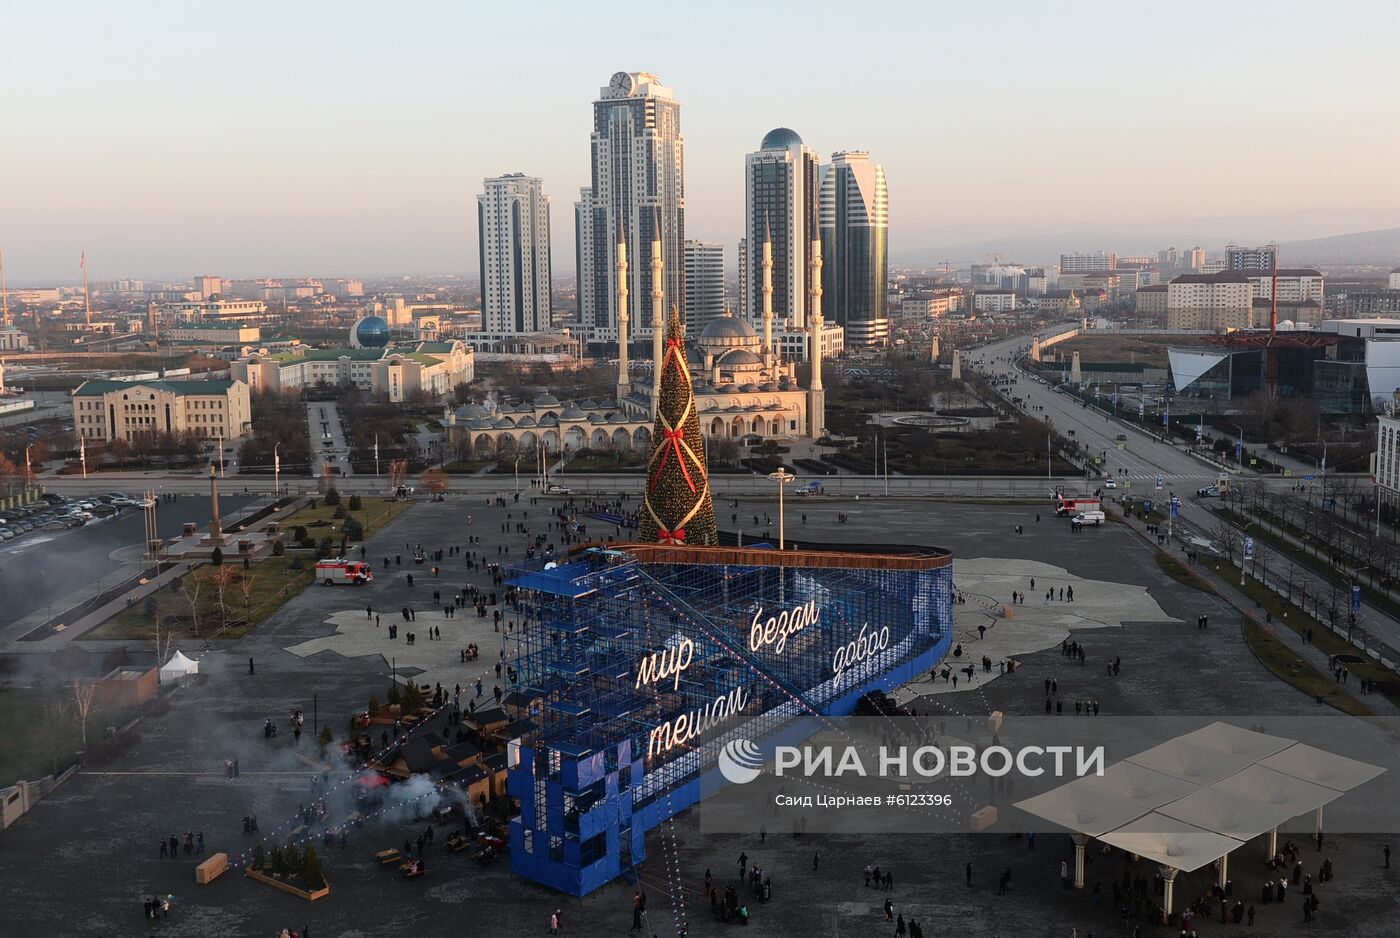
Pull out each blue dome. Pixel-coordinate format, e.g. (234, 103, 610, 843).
(352, 316, 391, 348)
(761, 127, 803, 150)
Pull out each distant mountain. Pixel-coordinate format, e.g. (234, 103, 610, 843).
(1278, 228, 1400, 266)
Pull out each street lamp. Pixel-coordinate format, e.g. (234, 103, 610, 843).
(1230, 423, 1245, 468)
(273, 441, 281, 499)
(768, 468, 794, 550)
(24, 443, 33, 486)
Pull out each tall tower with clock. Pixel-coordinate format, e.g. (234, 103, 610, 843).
(574, 72, 686, 366)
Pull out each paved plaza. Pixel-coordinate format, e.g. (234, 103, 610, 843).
(0, 493, 1396, 936)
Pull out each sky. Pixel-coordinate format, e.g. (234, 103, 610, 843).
(3, 0, 1400, 283)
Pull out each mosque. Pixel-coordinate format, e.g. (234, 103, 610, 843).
(446, 228, 827, 458)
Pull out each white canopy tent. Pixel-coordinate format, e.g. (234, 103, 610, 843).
(1096, 812, 1243, 873)
(159, 650, 199, 683)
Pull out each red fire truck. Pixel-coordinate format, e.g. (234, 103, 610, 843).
(315, 559, 374, 586)
(1053, 493, 1101, 517)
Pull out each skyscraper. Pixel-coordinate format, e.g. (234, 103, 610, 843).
(744, 128, 821, 330)
(684, 241, 725, 329)
(819, 151, 888, 346)
(478, 174, 552, 334)
(575, 72, 685, 350)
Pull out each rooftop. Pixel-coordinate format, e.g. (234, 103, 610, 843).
(73, 379, 236, 397)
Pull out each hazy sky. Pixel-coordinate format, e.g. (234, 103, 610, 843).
(4, 0, 1399, 282)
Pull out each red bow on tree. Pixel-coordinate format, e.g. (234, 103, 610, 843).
(651, 428, 697, 492)
(657, 526, 686, 544)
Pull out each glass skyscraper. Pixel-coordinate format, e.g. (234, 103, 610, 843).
(575, 72, 685, 350)
(819, 151, 888, 346)
(743, 128, 820, 330)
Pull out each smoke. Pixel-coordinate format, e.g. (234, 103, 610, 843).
(378, 772, 444, 826)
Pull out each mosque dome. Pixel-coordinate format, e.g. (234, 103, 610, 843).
(761, 127, 804, 150)
(718, 349, 762, 366)
(701, 315, 758, 341)
(350, 315, 391, 349)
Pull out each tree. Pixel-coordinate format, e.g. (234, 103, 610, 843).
(252, 842, 266, 870)
(210, 546, 224, 566)
(348, 494, 362, 511)
(368, 692, 381, 715)
(180, 574, 203, 636)
(324, 485, 341, 506)
(302, 843, 326, 890)
(401, 681, 425, 711)
(387, 682, 400, 706)
(152, 616, 176, 679)
(239, 571, 258, 625)
(318, 725, 333, 756)
(211, 566, 235, 633)
(71, 679, 97, 749)
(1212, 523, 1241, 567)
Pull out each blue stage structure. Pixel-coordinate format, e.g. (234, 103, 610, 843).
(504, 540, 954, 895)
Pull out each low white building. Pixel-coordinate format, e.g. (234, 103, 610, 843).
(162, 298, 273, 322)
(973, 291, 1017, 313)
(231, 341, 474, 402)
(73, 378, 252, 443)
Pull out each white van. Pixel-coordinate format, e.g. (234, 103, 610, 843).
(1073, 510, 1106, 527)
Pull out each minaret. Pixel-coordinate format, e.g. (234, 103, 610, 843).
(650, 232, 665, 413)
(761, 221, 775, 362)
(807, 239, 825, 437)
(615, 237, 631, 402)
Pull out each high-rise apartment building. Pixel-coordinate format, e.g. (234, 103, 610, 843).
(1226, 243, 1277, 271)
(478, 174, 552, 335)
(575, 71, 685, 349)
(1059, 252, 1117, 273)
(684, 241, 725, 329)
(819, 151, 888, 346)
(1188, 247, 1206, 271)
(193, 275, 222, 299)
(743, 128, 821, 330)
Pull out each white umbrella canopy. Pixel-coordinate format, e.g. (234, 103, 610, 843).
(1126, 738, 1258, 786)
(1097, 812, 1243, 873)
(1013, 783, 1150, 838)
(1155, 785, 1292, 841)
(1210, 763, 1346, 818)
(1258, 742, 1388, 793)
(1075, 760, 1200, 811)
(1173, 722, 1294, 762)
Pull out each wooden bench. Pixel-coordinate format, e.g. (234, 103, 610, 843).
(401, 862, 425, 879)
(375, 849, 402, 865)
(195, 852, 228, 884)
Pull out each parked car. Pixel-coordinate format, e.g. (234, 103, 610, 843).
(41, 520, 68, 531)
(1115, 433, 1128, 442)
(0, 528, 15, 540)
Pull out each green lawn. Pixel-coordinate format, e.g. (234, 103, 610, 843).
(281, 495, 410, 540)
(0, 688, 80, 787)
(85, 554, 315, 641)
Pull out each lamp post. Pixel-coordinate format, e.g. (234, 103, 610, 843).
(769, 468, 794, 550)
(273, 441, 281, 499)
(24, 443, 33, 486)
(1231, 423, 1245, 468)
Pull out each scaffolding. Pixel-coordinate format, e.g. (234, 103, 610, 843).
(505, 541, 954, 895)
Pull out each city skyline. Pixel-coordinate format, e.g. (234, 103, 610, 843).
(3, 1, 1400, 282)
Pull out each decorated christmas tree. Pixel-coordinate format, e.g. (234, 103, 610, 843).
(638, 306, 717, 546)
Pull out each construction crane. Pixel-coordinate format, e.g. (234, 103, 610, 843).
(0, 246, 9, 326)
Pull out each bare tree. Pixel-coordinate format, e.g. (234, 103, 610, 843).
(71, 679, 97, 749)
(211, 566, 235, 635)
(239, 571, 258, 627)
(1213, 523, 1241, 567)
(152, 614, 176, 678)
(180, 574, 203, 636)
(1253, 542, 1272, 588)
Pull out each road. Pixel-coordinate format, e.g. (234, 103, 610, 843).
(307, 400, 354, 478)
(971, 329, 1400, 657)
